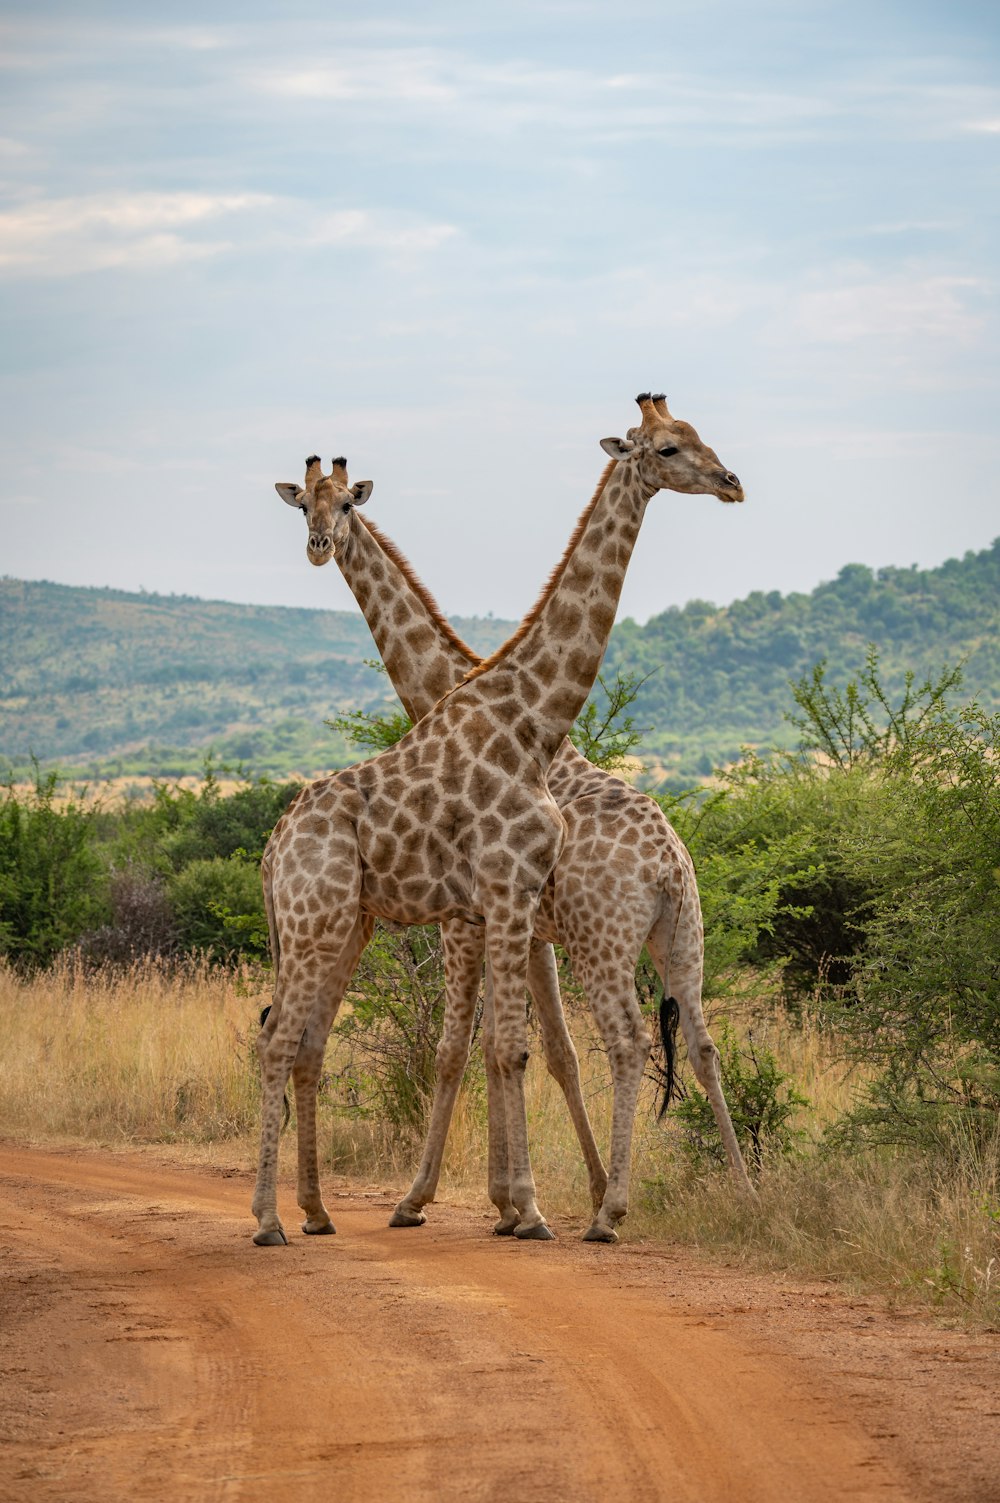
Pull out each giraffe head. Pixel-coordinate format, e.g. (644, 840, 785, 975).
(275, 455, 373, 566)
(600, 393, 744, 503)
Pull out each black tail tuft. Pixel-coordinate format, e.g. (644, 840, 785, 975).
(657, 994, 681, 1119)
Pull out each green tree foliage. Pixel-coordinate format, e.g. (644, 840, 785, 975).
(0, 769, 107, 969)
(334, 924, 457, 1131)
(568, 670, 653, 772)
(825, 699, 1000, 1148)
(114, 762, 299, 873)
(686, 647, 997, 1148)
(167, 856, 267, 962)
(786, 645, 964, 768)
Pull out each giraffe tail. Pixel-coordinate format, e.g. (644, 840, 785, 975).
(259, 843, 290, 1130)
(262, 841, 280, 980)
(657, 993, 681, 1118)
(653, 847, 702, 1119)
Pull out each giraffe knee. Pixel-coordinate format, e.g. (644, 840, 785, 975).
(692, 1038, 720, 1086)
(435, 1031, 471, 1080)
(493, 1040, 530, 1076)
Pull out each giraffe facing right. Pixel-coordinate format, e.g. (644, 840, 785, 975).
(262, 394, 752, 1248)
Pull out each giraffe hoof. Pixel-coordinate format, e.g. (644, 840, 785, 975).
(513, 1221, 556, 1241)
(492, 1216, 520, 1237)
(582, 1223, 619, 1244)
(302, 1219, 336, 1235)
(388, 1208, 427, 1228)
(252, 1227, 289, 1247)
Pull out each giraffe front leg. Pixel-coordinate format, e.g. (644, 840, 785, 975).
(296, 914, 375, 1235)
(253, 987, 303, 1246)
(487, 910, 555, 1242)
(253, 838, 363, 1246)
(390, 919, 484, 1228)
(481, 959, 520, 1235)
(292, 1038, 335, 1236)
(527, 939, 608, 1216)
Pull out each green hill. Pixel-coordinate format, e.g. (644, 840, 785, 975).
(2, 539, 998, 783)
(600, 540, 1000, 775)
(0, 579, 512, 779)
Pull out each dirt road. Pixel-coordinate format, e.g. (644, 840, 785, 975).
(1, 1145, 998, 1502)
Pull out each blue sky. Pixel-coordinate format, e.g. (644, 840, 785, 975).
(2, 1, 998, 624)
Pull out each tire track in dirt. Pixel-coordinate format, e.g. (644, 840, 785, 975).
(1, 1144, 997, 1502)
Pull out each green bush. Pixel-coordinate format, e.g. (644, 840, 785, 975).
(334, 924, 462, 1131)
(167, 856, 265, 962)
(0, 770, 108, 969)
(673, 1020, 809, 1171)
(826, 698, 1000, 1148)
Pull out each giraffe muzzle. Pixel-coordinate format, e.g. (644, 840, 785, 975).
(307, 533, 335, 564)
(717, 470, 744, 504)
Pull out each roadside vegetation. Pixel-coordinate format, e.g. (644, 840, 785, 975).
(0, 650, 997, 1326)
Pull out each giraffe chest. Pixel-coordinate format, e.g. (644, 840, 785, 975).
(351, 769, 566, 927)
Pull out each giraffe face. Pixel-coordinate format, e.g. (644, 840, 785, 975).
(600, 393, 744, 503)
(275, 456, 373, 567)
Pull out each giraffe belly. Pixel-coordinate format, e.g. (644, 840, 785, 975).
(358, 868, 481, 929)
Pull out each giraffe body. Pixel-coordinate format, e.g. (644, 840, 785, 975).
(258, 397, 750, 1247)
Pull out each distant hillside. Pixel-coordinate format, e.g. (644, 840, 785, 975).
(601, 538, 1000, 775)
(2, 539, 998, 783)
(0, 579, 512, 779)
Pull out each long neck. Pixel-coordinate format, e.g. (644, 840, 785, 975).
(336, 515, 479, 721)
(466, 459, 650, 762)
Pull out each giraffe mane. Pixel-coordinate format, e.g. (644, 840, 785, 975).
(359, 516, 483, 667)
(461, 459, 617, 684)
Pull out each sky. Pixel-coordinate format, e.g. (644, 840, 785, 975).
(1, 1, 998, 626)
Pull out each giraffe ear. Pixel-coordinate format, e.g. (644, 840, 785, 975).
(350, 480, 373, 506)
(600, 437, 635, 460)
(275, 483, 305, 508)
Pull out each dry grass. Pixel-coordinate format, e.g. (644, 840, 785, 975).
(0, 958, 265, 1146)
(2, 961, 996, 1325)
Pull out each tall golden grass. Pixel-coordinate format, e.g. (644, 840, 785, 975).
(1, 961, 996, 1325)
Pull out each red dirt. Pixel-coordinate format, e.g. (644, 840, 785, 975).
(1, 1143, 998, 1502)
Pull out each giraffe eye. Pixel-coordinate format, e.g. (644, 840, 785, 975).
(342, 502, 352, 514)
(658, 445, 680, 458)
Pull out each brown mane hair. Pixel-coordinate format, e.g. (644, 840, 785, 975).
(359, 516, 482, 666)
(460, 459, 617, 684)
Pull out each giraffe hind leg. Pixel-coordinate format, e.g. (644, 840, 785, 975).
(646, 899, 755, 1196)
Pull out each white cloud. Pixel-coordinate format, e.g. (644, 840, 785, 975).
(260, 50, 457, 104)
(0, 191, 457, 276)
(793, 272, 986, 345)
(306, 209, 457, 253)
(0, 191, 272, 275)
